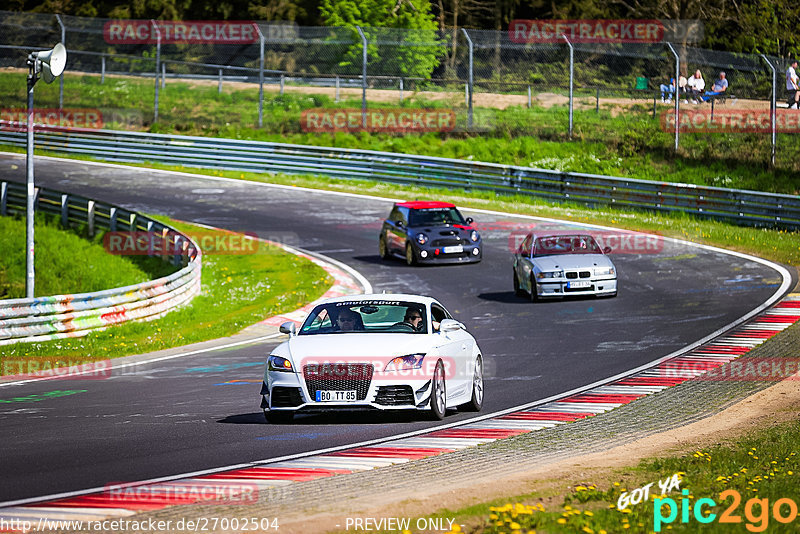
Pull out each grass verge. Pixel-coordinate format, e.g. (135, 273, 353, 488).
(0, 214, 174, 298)
(0, 218, 332, 366)
(2, 71, 799, 193)
(407, 418, 800, 533)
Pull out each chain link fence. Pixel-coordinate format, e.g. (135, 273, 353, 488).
(0, 10, 797, 169)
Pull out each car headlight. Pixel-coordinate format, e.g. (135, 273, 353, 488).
(268, 355, 294, 372)
(470, 230, 480, 242)
(416, 233, 428, 245)
(537, 270, 562, 279)
(385, 353, 426, 372)
(595, 267, 615, 276)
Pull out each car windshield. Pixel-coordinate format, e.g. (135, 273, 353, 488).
(408, 207, 465, 227)
(299, 300, 428, 335)
(533, 235, 602, 256)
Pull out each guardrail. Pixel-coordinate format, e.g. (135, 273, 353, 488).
(0, 125, 798, 229)
(0, 179, 201, 345)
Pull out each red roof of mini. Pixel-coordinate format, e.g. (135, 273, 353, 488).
(396, 201, 457, 209)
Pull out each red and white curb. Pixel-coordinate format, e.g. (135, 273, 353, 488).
(2, 294, 797, 528)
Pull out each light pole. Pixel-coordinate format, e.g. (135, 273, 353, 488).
(25, 43, 67, 298)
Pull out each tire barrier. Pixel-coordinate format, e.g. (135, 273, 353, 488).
(0, 180, 201, 345)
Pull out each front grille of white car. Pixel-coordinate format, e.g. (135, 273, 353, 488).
(565, 271, 592, 279)
(303, 363, 373, 400)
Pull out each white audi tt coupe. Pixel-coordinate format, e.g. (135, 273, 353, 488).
(260, 294, 484, 423)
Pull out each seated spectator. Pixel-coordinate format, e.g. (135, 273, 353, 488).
(660, 75, 687, 103)
(685, 69, 705, 104)
(702, 71, 728, 102)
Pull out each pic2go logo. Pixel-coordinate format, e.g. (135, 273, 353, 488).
(654, 489, 800, 532)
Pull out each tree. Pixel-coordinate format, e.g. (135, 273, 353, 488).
(319, 0, 443, 78)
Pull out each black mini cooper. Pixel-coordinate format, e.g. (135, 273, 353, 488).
(378, 201, 482, 265)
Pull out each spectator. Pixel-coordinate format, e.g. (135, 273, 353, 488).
(660, 77, 675, 102)
(787, 60, 799, 109)
(660, 75, 687, 103)
(686, 69, 705, 104)
(702, 71, 728, 102)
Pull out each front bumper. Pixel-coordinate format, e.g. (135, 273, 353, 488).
(262, 371, 435, 413)
(414, 243, 482, 264)
(535, 277, 617, 298)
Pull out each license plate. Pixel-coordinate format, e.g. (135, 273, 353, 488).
(567, 281, 592, 289)
(443, 245, 463, 254)
(316, 390, 357, 402)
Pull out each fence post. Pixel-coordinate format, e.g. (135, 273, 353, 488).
(218, 68, 223, 93)
(335, 75, 340, 102)
(257, 26, 264, 128)
(528, 85, 532, 108)
(562, 34, 573, 139)
(357, 26, 368, 129)
(596, 87, 599, 112)
(0, 182, 6, 216)
(55, 14, 65, 110)
(400, 78, 403, 101)
(87, 199, 95, 237)
(161, 62, 166, 89)
(280, 73, 285, 95)
(760, 54, 777, 167)
(666, 43, 680, 153)
(101, 54, 105, 84)
(151, 20, 161, 123)
(61, 194, 69, 227)
(461, 28, 474, 129)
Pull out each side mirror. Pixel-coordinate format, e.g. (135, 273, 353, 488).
(396, 220, 404, 228)
(279, 321, 297, 336)
(603, 246, 612, 254)
(466, 217, 474, 224)
(439, 319, 464, 332)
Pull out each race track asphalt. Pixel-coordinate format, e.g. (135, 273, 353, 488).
(0, 154, 790, 502)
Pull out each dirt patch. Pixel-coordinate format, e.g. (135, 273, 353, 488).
(277, 377, 800, 533)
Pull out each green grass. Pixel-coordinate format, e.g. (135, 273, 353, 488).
(0, 214, 174, 298)
(3, 71, 799, 194)
(0, 218, 332, 364)
(416, 418, 800, 533)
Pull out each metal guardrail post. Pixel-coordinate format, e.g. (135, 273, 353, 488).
(760, 54, 777, 167)
(218, 68, 223, 93)
(161, 61, 166, 89)
(100, 54, 105, 84)
(60, 194, 68, 226)
(335, 75, 340, 102)
(109, 207, 117, 231)
(256, 26, 264, 128)
(151, 20, 161, 123)
(596, 87, 600, 112)
(461, 28, 474, 129)
(666, 43, 680, 153)
(528, 85, 531, 108)
(87, 199, 95, 236)
(0, 182, 6, 216)
(562, 34, 573, 139)
(55, 14, 65, 110)
(399, 78, 403, 101)
(357, 26, 368, 129)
